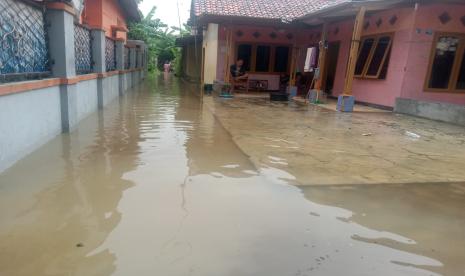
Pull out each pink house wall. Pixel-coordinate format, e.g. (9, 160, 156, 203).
(325, 3, 465, 107)
(212, 3, 465, 107)
(400, 4, 465, 106)
(328, 7, 415, 107)
(214, 8, 417, 107)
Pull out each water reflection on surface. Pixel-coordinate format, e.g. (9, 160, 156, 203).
(0, 75, 464, 276)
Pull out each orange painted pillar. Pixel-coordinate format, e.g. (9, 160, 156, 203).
(314, 23, 328, 91)
(343, 7, 366, 96)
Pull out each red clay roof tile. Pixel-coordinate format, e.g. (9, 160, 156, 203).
(193, 0, 350, 21)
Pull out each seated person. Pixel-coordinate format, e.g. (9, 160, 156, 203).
(230, 59, 249, 81)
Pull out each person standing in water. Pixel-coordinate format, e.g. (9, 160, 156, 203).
(164, 61, 171, 73)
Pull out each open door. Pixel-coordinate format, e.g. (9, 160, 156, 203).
(323, 42, 340, 95)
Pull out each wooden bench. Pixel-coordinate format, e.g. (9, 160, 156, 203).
(231, 76, 249, 93)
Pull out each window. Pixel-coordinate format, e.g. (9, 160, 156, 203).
(274, 46, 290, 72)
(366, 36, 391, 77)
(237, 44, 252, 71)
(355, 38, 375, 76)
(425, 33, 465, 92)
(255, 46, 271, 72)
(457, 53, 465, 90)
(354, 34, 393, 79)
(235, 44, 290, 73)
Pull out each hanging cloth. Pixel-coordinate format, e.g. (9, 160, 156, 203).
(304, 47, 318, 72)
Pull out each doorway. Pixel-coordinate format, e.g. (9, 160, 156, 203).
(323, 42, 340, 95)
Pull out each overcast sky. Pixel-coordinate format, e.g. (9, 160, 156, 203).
(138, 0, 191, 29)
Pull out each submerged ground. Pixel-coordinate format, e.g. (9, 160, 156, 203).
(1, 74, 464, 276)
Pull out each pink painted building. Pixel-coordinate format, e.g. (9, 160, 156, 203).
(184, 0, 465, 125)
(301, 2, 465, 109)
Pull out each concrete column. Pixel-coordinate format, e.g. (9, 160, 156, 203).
(129, 47, 136, 87)
(45, 3, 78, 133)
(142, 47, 146, 68)
(144, 45, 148, 78)
(134, 46, 142, 83)
(91, 29, 106, 109)
(46, 6, 76, 78)
(115, 40, 125, 96)
(145, 46, 149, 72)
(203, 23, 219, 85)
(58, 85, 79, 133)
(91, 29, 106, 74)
(129, 48, 136, 69)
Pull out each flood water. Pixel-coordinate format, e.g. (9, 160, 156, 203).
(1, 75, 464, 276)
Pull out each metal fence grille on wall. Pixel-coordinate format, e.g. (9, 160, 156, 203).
(136, 49, 140, 68)
(124, 46, 129, 69)
(74, 24, 92, 75)
(142, 50, 145, 68)
(105, 37, 116, 72)
(0, 0, 49, 82)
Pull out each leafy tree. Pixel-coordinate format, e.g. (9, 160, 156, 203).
(171, 23, 191, 37)
(127, 6, 186, 73)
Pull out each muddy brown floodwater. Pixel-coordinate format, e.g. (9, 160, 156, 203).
(1, 75, 464, 276)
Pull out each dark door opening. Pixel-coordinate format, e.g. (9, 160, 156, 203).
(323, 42, 340, 95)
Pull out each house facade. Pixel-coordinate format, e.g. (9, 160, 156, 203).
(299, 1, 465, 118)
(183, 0, 465, 125)
(80, 0, 140, 40)
(176, 35, 203, 82)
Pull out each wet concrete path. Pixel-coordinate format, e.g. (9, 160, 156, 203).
(1, 75, 464, 276)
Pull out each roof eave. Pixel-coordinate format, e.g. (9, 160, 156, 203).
(175, 35, 203, 46)
(297, 0, 415, 25)
(119, 0, 142, 22)
(193, 14, 304, 27)
(297, 2, 354, 21)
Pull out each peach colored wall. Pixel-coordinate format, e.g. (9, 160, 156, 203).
(81, 0, 102, 26)
(102, 0, 128, 39)
(400, 3, 465, 105)
(328, 7, 415, 107)
(81, 0, 128, 40)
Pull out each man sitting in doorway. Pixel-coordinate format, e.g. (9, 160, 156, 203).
(230, 59, 249, 92)
(230, 59, 249, 79)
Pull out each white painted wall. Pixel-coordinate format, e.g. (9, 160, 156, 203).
(203, 23, 219, 84)
(0, 71, 145, 173)
(0, 86, 62, 172)
(103, 75, 120, 106)
(76, 79, 99, 121)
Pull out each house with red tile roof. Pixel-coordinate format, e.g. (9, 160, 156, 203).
(77, 0, 140, 41)
(192, 0, 349, 23)
(179, 0, 465, 125)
